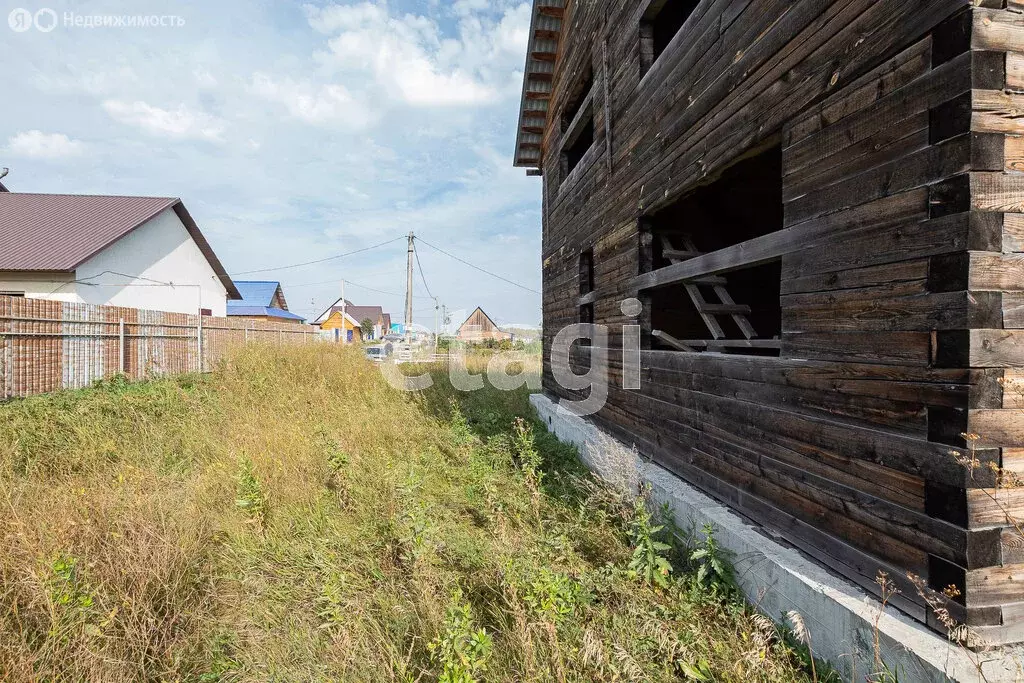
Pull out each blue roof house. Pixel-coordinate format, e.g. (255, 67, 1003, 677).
(227, 281, 306, 323)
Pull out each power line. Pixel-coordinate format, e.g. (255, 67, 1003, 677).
(287, 277, 433, 301)
(415, 237, 540, 295)
(412, 239, 435, 300)
(232, 235, 405, 276)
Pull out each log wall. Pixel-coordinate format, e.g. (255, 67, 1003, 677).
(534, 0, 1024, 645)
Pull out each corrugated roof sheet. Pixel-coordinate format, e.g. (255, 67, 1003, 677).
(0, 193, 176, 271)
(227, 305, 305, 321)
(513, 0, 565, 169)
(0, 192, 241, 299)
(231, 281, 280, 308)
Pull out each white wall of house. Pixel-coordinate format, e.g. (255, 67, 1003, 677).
(0, 208, 229, 316)
(0, 272, 75, 299)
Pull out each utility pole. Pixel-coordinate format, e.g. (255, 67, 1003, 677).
(433, 297, 439, 354)
(340, 280, 347, 344)
(405, 231, 414, 346)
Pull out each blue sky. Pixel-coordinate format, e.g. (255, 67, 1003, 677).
(1, 0, 541, 328)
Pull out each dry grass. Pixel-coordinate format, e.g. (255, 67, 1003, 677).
(0, 344, 812, 682)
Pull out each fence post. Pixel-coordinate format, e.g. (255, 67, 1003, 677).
(118, 318, 125, 374)
(197, 313, 204, 373)
(245, 328, 249, 344)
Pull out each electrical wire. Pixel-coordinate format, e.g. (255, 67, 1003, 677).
(414, 237, 540, 295)
(286, 276, 431, 299)
(232, 235, 406, 276)
(44, 270, 189, 296)
(412, 239, 435, 300)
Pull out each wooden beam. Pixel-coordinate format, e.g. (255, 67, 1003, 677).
(535, 29, 560, 40)
(538, 6, 564, 18)
(602, 36, 613, 174)
(652, 330, 697, 352)
(663, 248, 703, 260)
(561, 89, 595, 148)
(633, 230, 790, 291)
(698, 304, 752, 315)
(531, 51, 557, 62)
(652, 334, 783, 352)
(525, 91, 550, 100)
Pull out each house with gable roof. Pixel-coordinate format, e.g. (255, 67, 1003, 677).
(0, 192, 239, 316)
(227, 281, 306, 324)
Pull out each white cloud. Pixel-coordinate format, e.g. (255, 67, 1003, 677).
(451, 0, 490, 17)
(193, 67, 218, 88)
(302, 1, 530, 109)
(102, 100, 226, 142)
(6, 130, 85, 159)
(249, 74, 377, 128)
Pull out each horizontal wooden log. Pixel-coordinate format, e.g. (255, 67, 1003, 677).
(967, 487, 1024, 528)
(972, 90, 1024, 135)
(966, 563, 1024, 607)
(971, 7, 1024, 53)
(971, 172, 1024, 212)
(782, 289, 1002, 333)
(1003, 214, 1024, 253)
(1008, 52, 1024, 90)
(635, 190, 926, 291)
(968, 252, 1024, 291)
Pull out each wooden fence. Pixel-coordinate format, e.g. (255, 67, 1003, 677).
(0, 295, 321, 399)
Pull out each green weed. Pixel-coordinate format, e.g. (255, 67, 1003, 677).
(428, 589, 493, 683)
(628, 497, 674, 589)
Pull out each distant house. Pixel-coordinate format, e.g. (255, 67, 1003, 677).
(456, 307, 512, 343)
(227, 281, 305, 324)
(315, 299, 391, 340)
(0, 193, 239, 316)
(319, 308, 363, 343)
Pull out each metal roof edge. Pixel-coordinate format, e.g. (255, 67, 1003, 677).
(512, 0, 565, 171)
(170, 201, 243, 300)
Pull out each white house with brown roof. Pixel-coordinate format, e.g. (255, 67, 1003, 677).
(0, 193, 240, 316)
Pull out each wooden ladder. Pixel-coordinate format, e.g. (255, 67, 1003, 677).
(654, 235, 759, 351)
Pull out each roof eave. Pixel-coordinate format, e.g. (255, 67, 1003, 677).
(512, 0, 565, 171)
(170, 202, 243, 300)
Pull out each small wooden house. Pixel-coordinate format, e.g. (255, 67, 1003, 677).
(457, 307, 512, 343)
(319, 309, 363, 343)
(227, 281, 306, 324)
(515, 0, 1024, 645)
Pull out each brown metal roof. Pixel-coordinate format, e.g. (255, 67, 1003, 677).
(0, 192, 240, 299)
(334, 305, 384, 325)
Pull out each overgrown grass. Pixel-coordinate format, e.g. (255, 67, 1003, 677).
(0, 344, 813, 682)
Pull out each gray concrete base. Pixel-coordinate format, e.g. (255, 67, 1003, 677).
(530, 393, 1024, 683)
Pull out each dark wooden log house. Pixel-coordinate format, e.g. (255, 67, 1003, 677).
(514, 0, 1024, 645)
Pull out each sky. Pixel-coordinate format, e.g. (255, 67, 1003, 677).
(0, 0, 542, 329)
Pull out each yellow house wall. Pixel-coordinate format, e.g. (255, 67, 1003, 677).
(320, 311, 363, 342)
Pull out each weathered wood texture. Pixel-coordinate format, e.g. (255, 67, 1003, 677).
(532, 0, 1024, 645)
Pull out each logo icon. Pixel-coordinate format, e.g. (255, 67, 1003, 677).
(34, 8, 56, 32)
(8, 8, 32, 32)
